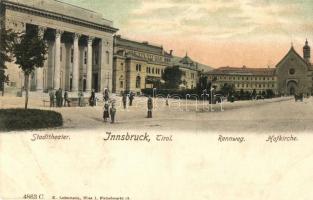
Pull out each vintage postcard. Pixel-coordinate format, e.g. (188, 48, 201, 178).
(1, 0, 313, 199)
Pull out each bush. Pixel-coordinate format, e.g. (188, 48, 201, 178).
(0, 109, 63, 131)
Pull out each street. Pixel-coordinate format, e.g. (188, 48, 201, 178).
(1, 95, 312, 133)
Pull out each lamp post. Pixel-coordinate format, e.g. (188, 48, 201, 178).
(210, 86, 215, 112)
(153, 88, 156, 109)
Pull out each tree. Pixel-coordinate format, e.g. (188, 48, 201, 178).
(220, 83, 235, 97)
(252, 89, 257, 99)
(13, 26, 47, 109)
(266, 89, 274, 98)
(0, 26, 18, 96)
(161, 66, 182, 89)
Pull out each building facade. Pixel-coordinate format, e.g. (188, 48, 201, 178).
(112, 36, 206, 94)
(113, 35, 172, 94)
(206, 40, 312, 96)
(171, 54, 201, 90)
(206, 66, 277, 93)
(1, 0, 118, 93)
(276, 42, 313, 95)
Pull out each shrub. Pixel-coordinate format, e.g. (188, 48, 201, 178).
(0, 109, 63, 131)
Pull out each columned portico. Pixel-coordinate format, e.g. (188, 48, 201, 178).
(1, 0, 118, 94)
(36, 26, 46, 91)
(72, 33, 80, 92)
(87, 36, 94, 92)
(54, 29, 63, 90)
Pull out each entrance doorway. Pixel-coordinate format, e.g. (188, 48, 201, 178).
(83, 79, 86, 92)
(287, 80, 298, 95)
(92, 73, 98, 92)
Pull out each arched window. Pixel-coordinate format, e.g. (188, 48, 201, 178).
(106, 51, 110, 64)
(136, 76, 141, 88)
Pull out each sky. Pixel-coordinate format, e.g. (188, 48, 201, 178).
(61, 0, 313, 69)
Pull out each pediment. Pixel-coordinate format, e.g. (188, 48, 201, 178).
(276, 47, 309, 70)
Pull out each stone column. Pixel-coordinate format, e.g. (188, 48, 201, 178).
(54, 29, 63, 90)
(99, 38, 113, 92)
(36, 26, 46, 91)
(72, 33, 80, 92)
(86, 36, 94, 92)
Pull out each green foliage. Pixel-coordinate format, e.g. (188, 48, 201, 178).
(13, 26, 47, 109)
(265, 89, 275, 98)
(0, 28, 18, 92)
(13, 26, 47, 75)
(0, 109, 63, 131)
(219, 83, 235, 97)
(252, 89, 257, 98)
(161, 66, 183, 89)
(0, 28, 18, 69)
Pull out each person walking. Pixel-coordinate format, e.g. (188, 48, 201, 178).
(122, 93, 127, 109)
(89, 89, 96, 106)
(64, 90, 70, 107)
(110, 101, 116, 124)
(78, 91, 84, 107)
(49, 89, 55, 107)
(129, 92, 134, 106)
(103, 101, 110, 122)
(57, 88, 63, 107)
(103, 89, 109, 102)
(147, 96, 153, 118)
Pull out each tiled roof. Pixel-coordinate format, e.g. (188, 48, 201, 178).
(206, 66, 276, 76)
(171, 55, 212, 71)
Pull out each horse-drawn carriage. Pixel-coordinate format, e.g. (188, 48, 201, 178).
(294, 93, 304, 102)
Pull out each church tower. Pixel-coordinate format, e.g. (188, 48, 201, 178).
(303, 39, 311, 63)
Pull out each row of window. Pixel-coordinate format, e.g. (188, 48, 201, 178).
(136, 64, 142, 72)
(146, 67, 164, 75)
(209, 75, 275, 81)
(235, 83, 275, 88)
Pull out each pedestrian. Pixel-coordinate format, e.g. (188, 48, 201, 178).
(110, 101, 116, 124)
(129, 91, 134, 106)
(103, 101, 110, 122)
(89, 89, 96, 106)
(64, 90, 70, 107)
(147, 96, 153, 118)
(103, 88, 109, 102)
(122, 93, 127, 109)
(78, 91, 84, 107)
(49, 89, 55, 107)
(55, 89, 59, 107)
(58, 88, 63, 107)
(166, 94, 169, 106)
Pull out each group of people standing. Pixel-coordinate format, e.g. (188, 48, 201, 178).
(49, 88, 70, 107)
(122, 92, 135, 109)
(102, 89, 116, 123)
(49, 88, 154, 123)
(121, 91, 153, 118)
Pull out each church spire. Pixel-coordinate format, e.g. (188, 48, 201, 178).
(303, 39, 311, 63)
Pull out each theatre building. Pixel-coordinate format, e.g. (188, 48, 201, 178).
(1, 0, 118, 93)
